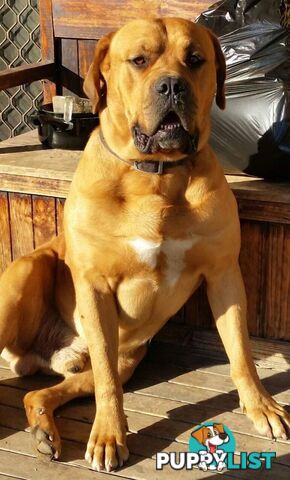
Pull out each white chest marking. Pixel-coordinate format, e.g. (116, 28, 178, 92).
(128, 238, 161, 269)
(129, 237, 195, 287)
(162, 238, 194, 287)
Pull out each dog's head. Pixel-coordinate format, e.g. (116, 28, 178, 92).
(191, 424, 229, 453)
(84, 18, 225, 159)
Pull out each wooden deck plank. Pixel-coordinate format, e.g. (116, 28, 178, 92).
(0, 449, 128, 480)
(154, 326, 290, 369)
(0, 336, 289, 479)
(0, 426, 235, 480)
(134, 362, 290, 405)
(0, 414, 287, 480)
(0, 381, 289, 464)
(0, 473, 26, 480)
(0, 364, 289, 433)
(0, 378, 289, 477)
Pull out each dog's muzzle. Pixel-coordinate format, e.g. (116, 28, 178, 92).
(133, 111, 198, 155)
(133, 75, 197, 154)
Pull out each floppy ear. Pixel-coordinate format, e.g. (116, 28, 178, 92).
(209, 31, 226, 110)
(83, 32, 115, 113)
(191, 427, 205, 444)
(213, 423, 225, 433)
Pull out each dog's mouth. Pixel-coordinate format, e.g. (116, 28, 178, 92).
(208, 442, 217, 454)
(133, 111, 198, 155)
(157, 111, 183, 132)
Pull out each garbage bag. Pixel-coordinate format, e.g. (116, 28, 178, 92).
(196, 0, 290, 180)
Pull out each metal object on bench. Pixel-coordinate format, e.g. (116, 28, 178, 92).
(32, 103, 99, 150)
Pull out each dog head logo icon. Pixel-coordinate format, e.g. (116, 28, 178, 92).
(189, 421, 236, 472)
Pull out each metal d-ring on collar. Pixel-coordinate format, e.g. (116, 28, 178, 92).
(99, 129, 189, 175)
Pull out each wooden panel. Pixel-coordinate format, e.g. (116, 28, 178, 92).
(56, 197, 65, 234)
(0, 173, 71, 198)
(9, 193, 34, 259)
(52, 0, 161, 38)
(0, 61, 55, 90)
(39, 0, 57, 102)
(78, 40, 96, 80)
(161, 0, 211, 17)
(32, 196, 56, 247)
(239, 221, 265, 337)
(52, 0, 211, 39)
(0, 192, 11, 273)
(184, 282, 213, 329)
(238, 199, 290, 224)
(264, 224, 290, 340)
(61, 38, 82, 96)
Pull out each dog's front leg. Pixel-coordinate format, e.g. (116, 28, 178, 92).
(74, 273, 128, 472)
(207, 265, 290, 439)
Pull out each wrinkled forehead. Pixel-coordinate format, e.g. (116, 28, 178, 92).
(110, 18, 214, 59)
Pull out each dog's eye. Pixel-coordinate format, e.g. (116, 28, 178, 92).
(207, 432, 212, 438)
(131, 56, 147, 67)
(186, 53, 204, 69)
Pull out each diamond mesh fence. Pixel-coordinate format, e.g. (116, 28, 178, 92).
(0, 0, 43, 141)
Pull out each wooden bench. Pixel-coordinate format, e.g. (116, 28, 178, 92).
(0, 130, 289, 343)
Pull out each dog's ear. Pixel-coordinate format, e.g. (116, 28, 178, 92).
(83, 31, 115, 113)
(191, 427, 205, 444)
(213, 423, 224, 433)
(209, 31, 226, 110)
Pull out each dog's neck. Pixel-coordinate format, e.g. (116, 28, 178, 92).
(99, 129, 191, 175)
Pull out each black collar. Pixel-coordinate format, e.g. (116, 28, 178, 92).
(99, 130, 190, 175)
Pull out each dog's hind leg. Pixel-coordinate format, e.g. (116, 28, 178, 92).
(23, 344, 147, 463)
(0, 246, 57, 364)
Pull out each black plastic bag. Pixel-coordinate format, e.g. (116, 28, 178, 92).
(196, 0, 290, 180)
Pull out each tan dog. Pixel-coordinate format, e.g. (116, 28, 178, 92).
(0, 18, 289, 473)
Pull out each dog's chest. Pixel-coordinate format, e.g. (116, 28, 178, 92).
(128, 236, 196, 287)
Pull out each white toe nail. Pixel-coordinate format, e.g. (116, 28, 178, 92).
(92, 461, 102, 472)
(85, 452, 92, 463)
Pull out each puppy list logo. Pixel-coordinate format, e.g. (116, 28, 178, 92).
(156, 421, 276, 472)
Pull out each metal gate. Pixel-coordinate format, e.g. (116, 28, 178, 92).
(0, 0, 43, 141)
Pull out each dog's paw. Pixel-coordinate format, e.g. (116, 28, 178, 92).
(242, 394, 290, 440)
(198, 461, 208, 471)
(24, 392, 61, 459)
(85, 407, 129, 472)
(64, 351, 88, 374)
(217, 461, 227, 472)
(27, 423, 61, 459)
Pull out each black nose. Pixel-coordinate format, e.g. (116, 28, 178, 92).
(155, 76, 187, 98)
(219, 433, 227, 440)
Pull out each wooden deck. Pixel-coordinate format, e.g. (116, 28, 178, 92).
(0, 334, 289, 479)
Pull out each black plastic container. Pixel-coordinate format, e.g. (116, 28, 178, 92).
(32, 104, 99, 150)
